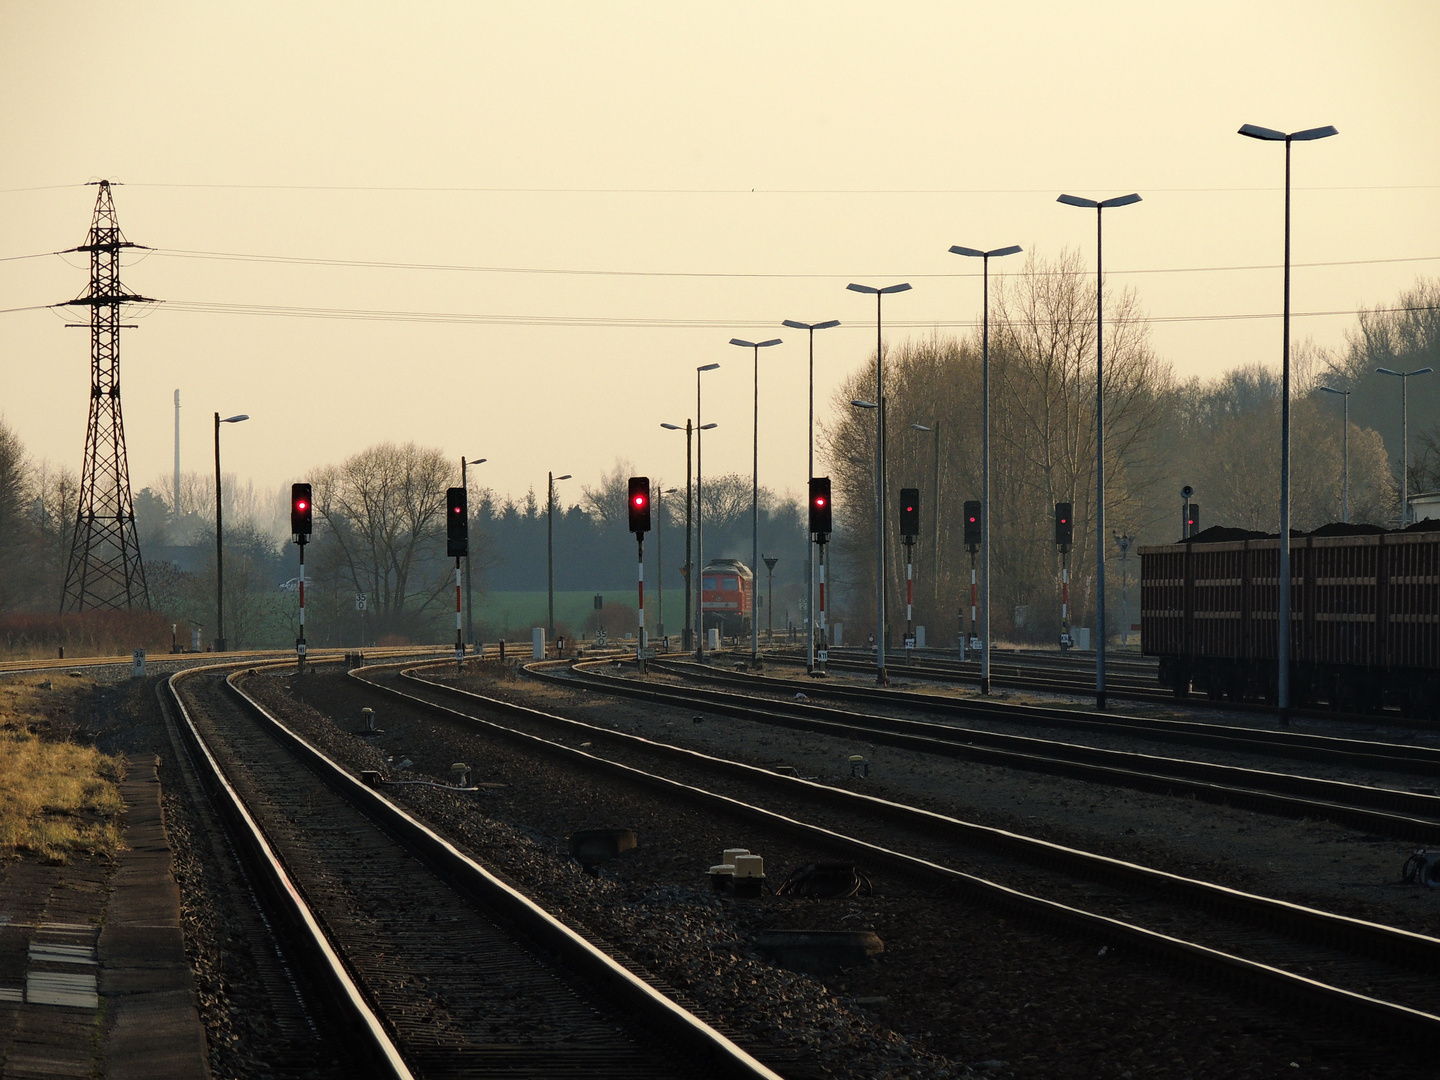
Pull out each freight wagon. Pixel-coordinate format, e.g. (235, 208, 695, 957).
(700, 559, 754, 640)
(1140, 522, 1440, 717)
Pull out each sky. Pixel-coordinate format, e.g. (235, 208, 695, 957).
(2, 1, 1438, 514)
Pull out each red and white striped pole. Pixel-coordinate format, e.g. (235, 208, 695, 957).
(297, 542, 307, 673)
(817, 541, 828, 673)
(455, 558, 463, 667)
(637, 537, 646, 674)
(969, 552, 978, 659)
(1061, 557, 1070, 650)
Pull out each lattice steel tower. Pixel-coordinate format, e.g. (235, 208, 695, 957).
(60, 181, 152, 612)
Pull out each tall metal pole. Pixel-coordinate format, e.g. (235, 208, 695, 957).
(808, 334, 816, 669)
(695, 364, 719, 659)
(1402, 375, 1410, 525)
(752, 348, 760, 663)
(949, 245, 1020, 694)
(685, 422, 693, 650)
(876, 294, 887, 684)
(462, 457, 472, 645)
(214, 412, 225, 652)
(1342, 393, 1349, 524)
(1239, 122, 1337, 722)
(1058, 195, 1138, 711)
(783, 318, 839, 673)
(1095, 204, 1107, 711)
(982, 261, 992, 694)
(932, 420, 940, 605)
(548, 471, 555, 639)
(173, 390, 181, 523)
(1280, 137, 1293, 717)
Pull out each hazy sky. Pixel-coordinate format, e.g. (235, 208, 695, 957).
(3, 2, 1437, 511)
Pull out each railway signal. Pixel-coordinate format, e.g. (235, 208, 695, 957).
(628, 476, 651, 535)
(898, 488, 920, 660)
(808, 477, 832, 537)
(446, 486, 468, 557)
(628, 477, 651, 673)
(899, 488, 920, 539)
(289, 482, 312, 672)
(1186, 503, 1200, 537)
(809, 477, 832, 675)
(446, 486, 468, 665)
(291, 483, 312, 541)
(1054, 502, 1073, 550)
(964, 501, 981, 550)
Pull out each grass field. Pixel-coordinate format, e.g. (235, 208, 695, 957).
(477, 589, 688, 638)
(0, 676, 125, 863)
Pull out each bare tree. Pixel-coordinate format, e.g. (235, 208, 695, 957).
(312, 442, 454, 641)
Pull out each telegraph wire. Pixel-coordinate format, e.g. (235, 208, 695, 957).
(150, 247, 1440, 281)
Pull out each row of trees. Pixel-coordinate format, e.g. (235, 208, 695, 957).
(0, 428, 814, 650)
(822, 257, 1439, 646)
(2, 266, 1434, 654)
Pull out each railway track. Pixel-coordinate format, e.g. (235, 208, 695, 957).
(336, 658, 1440, 1050)
(163, 660, 781, 1079)
(795, 645, 1421, 725)
(556, 657, 1440, 844)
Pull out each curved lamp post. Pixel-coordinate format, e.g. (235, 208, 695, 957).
(846, 282, 911, 685)
(695, 362, 721, 660)
(547, 471, 571, 640)
(1239, 121, 1337, 720)
(782, 317, 840, 673)
(1057, 193, 1140, 712)
(1377, 366, 1433, 526)
(461, 456, 486, 645)
(213, 412, 249, 652)
(949, 243, 1022, 694)
(730, 336, 783, 665)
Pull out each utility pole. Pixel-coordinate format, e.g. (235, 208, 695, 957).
(61, 181, 152, 613)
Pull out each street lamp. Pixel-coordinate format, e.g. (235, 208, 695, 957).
(461, 456, 487, 645)
(1057, 193, 1140, 712)
(1316, 387, 1351, 522)
(782, 317, 841, 673)
(213, 412, 249, 652)
(1239, 121, 1337, 719)
(657, 486, 677, 638)
(547, 471, 571, 640)
(847, 282, 912, 685)
(662, 420, 717, 652)
(949, 244, 1022, 693)
(1377, 366, 1434, 525)
(730, 336, 783, 666)
(695, 362, 721, 660)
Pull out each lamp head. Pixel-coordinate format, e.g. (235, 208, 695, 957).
(698, 363, 720, 372)
(220, 414, 249, 424)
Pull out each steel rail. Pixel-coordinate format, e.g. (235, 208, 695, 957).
(557, 658, 1440, 843)
(166, 661, 414, 1079)
(651, 656, 1440, 776)
(362, 659, 1440, 1043)
(208, 661, 784, 1080)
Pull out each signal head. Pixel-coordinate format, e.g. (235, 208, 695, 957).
(290, 482, 313, 542)
(627, 476, 652, 535)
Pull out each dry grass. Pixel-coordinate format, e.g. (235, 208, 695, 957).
(0, 677, 126, 863)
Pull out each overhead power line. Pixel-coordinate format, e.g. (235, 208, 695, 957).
(6, 181, 1438, 195)
(148, 247, 1440, 281)
(155, 297, 1440, 330)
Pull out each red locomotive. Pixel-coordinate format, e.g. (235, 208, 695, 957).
(700, 559, 754, 641)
